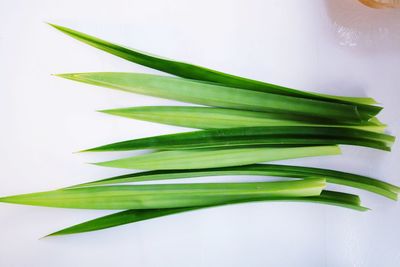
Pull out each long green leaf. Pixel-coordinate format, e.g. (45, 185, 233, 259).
(48, 23, 378, 106)
(56, 72, 376, 123)
(83, 126, 394, 152)
(45, 190, 367, 237)
(94, 145, 341, 170)
(69, 164, 399, 200)
(100, 106, 386, 132)
(0, 179, 325, 210)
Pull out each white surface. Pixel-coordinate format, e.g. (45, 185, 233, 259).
(0, 0, 399, 266)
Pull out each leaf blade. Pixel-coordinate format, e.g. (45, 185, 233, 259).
(83, 126, 394, 152)
(94, 146, 341, 170)
(45, 190, 367, 237)
(56, 72, 372, 123)
(100, 106, 386, 132)
(0, 179, 326, 210)
(48, 23, 378, 106)
(69, 164, 399, 200)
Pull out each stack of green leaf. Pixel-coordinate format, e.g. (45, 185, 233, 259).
(0, 24, 398, 237)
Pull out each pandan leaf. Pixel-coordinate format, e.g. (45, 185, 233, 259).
(45, 190, 367, 237)
(368, 117, 386, 126)
(94, 146, 341, 170)
(56, 72, 376, 123)
(83, 126, 394, 152)
(0, 179, 326, 210)
(100, 106, 386, 133)
(48, 23, 378, 107)
(69, 164, 399, 200)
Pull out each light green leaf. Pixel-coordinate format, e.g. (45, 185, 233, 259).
(0, 179, 325, 210)
(100, 106, 386, 132)
(56, 72, 377, 123)
(94, 146, 341, 170)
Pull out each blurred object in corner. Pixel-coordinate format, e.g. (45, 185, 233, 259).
(359, 0, 400, 9)
(326, 0, 400, 50)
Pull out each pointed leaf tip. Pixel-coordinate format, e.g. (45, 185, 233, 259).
(41, 231, 63, 238)
(78, 147, 101, 153)
(91, 161, 110, 167)
(53, 73, 78, 79)
(96, 109, 129, 118)
(46, 22, 57, 28)
(46, 22, 57, 27)
(47, 23, 69, 32)
(96, 109, 115, 115)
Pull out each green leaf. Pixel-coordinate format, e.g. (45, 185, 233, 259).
(69, 164, 399, 200)
(45, 190, 368, 237)
(55, 72, 376, 123)
(0, 179, 325, 210)
(48, 23, 378, 106)
(83, 126, 394, 152)
(100, 106, 386, 133)
(94, 145, 341, 170)
(368, 117, 386, 126)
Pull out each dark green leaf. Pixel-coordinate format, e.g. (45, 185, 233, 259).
(83, 126, 394, 152)
(45, 190, 368, 236)
(48, 23, 379, 109)
(100, 106, 386, 132)
(70, 164, 399, 200)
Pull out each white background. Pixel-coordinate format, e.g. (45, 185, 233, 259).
(1, 0, 399, 266)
